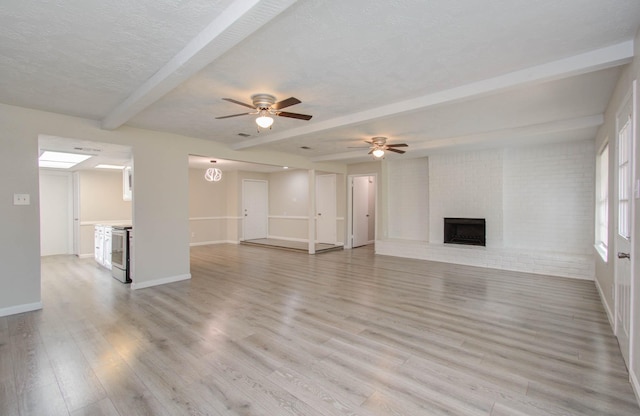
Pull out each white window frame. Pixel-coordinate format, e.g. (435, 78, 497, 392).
(595, 143, 609, 261)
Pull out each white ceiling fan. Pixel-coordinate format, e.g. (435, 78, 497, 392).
(350, 137, 408, 159)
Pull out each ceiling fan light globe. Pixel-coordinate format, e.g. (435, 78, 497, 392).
(372, 148, 385, 158)
(256, 115, 274, 128)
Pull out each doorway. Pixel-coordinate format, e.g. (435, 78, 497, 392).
(349, 175, 376, 248)
(242, 179, 269, 240)
(39, 170, 73, 256)
(316, 174, 337, 244)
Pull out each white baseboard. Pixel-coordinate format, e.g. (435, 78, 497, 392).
(77, 253, 94, 259)
(0, 301, 43, 317)
(131, 273, 191, 290)
(190, 240, 238, 247)
(631, 369, 640, 410)
(594, 277, 614, 329)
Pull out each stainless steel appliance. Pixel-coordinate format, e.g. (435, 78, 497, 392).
(111, 226, 132, 283)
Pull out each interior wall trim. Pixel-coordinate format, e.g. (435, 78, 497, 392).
(0, 301, 43, 317)
(131, 273, 191, 290)
(189, 216, 241, 221)
(595, 276, 614, 329)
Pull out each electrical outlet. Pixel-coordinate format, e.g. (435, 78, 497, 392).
(13, 193, 30, 205)
(191, 232, 195, 238)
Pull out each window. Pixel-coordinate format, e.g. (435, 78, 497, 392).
(618, 116, 632, 240)
(595, 144, 608, 261)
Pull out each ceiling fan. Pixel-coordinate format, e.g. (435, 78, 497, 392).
(215, 93, 312, 130)
(351, 137, 408, 158)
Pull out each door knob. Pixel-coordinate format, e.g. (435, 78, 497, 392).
(618, 252, 631, 259)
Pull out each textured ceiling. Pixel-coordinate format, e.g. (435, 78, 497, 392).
(2, 0, 640, 164)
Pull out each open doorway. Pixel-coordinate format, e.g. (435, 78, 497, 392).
(348, 174, 376, 248)
(38, 136, 133, 260)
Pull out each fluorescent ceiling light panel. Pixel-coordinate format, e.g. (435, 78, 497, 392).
(39, 160, 76, 169)
(39, 151, 92, 169)
(95, 164, 124, 169)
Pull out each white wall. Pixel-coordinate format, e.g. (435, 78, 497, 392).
(503, 142, 594, 254)
(269, 169, 309, 241)
(377, 139, 595, 279)
(189, 167, 229, 245)
(388, 158, 429, 241)
(0, 109, 42, 316)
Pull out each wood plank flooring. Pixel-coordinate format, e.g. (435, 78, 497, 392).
(1, 244, 639, 415)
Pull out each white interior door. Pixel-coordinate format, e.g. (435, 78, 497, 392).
(352, 176, 373, 248)
(39, 170, 73, 256)
(242, 179, 268, 240)
(316, 174, 337, 244)
(615, 89, 634, 368)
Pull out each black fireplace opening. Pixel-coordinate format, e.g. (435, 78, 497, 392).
(444, 218, 486, 246)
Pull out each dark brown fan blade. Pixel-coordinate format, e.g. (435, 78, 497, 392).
(387, 148, 406, 154)
(272, 97, 301, 110)
(277, 111, 312, 120)
(215, 112, 252, 119)
(222, 98, 256, 109)
(386, 143, 408, 147)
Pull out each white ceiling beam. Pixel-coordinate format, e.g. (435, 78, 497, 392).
(310, 114, 604, 162)
(233, 40, 632, 150)
(101, 0, 298, 130)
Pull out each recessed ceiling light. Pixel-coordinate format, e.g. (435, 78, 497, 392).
(283, 166, 289, 169)
(39, 151, 92, 169)
(95, 164, 124, 170)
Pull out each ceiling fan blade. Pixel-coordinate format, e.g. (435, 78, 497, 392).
(386, 143, 408, 147)
(222, 98, 256, 109)
(387, 148, 406, 154)
(272, 97, 301, 110)
(368, 149, 375, 155)
(215, 112, 252, 119)
(277, 111, 312, 120)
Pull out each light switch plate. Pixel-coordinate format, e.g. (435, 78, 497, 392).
(13, 193, 30, 205)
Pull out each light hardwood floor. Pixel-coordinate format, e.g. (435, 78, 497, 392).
(1, 244, 639, 415)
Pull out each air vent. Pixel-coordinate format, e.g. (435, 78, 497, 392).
(237, 133, 251, 137)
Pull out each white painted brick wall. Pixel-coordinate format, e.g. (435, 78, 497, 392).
(503, 140, 595, 254)
(387, 158, 429, 240)
(378, 139, 596, 279)
(429, 149, 504, 247)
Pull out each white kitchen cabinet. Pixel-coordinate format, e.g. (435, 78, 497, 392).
(94, 225, 112, 270)
(103, 226, 112, 269)
(94, 225, 104, 265)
